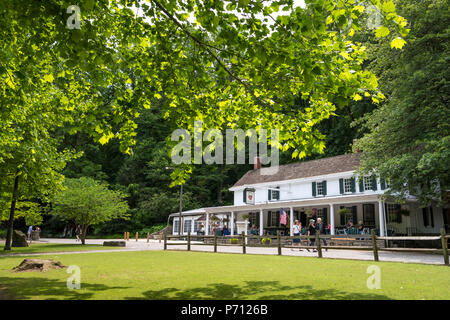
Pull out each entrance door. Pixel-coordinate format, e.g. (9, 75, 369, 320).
(300, 212, 307, 228)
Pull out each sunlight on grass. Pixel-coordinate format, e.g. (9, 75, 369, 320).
(0, 251, 448, 300)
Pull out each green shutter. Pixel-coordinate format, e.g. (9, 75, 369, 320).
(352, 206, 357, 223)
(322, 207, 328, 226)
(339, 179, 344, 194)
(312, 182, 316, 197)
(268, 211, 272, 227)
(371, 175, 377, 191)
(268, 189, 271, 201)
(322, 181, 327, 195)
(380, 178, 386, 190)
(243, 188, 247, 203)
(359, 178, 364, 192)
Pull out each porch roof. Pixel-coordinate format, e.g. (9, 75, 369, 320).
(169, 194, 383, 218)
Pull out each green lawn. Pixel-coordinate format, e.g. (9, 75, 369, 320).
(0, 250, 448, 300)
(0, 242, 123, 255)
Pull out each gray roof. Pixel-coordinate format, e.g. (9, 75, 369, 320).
(232, 153, 361, 188)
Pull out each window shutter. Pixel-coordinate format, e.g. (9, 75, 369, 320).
(351, 177, 356, 193)
(359, 178, 364, 192)
(322, 207, 328, 226)
(371, 175, 378, 191)
(256, 211, 260, 228)
(312, 182, 316, 197)
(276, 211, 280, 227)
(352, 206, 357, 223)
(268, 189, 272, 201)
(422, 208, 428, 227)
(268, 211, 272, 227)
(339, 179, 344, 194)
(380, 178, 386, 190)
(243, 188, 247, 203)
(430, 207, 434, 228)
(322, 181, 327, 195)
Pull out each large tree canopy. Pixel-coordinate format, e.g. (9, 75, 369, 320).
(1, 0, 408, 247)
(355, 0, 449, 206)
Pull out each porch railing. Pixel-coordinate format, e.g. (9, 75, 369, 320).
(163, 229, 449, 266)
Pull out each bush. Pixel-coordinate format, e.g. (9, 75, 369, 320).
(261, 237, 272, 245)
(139, 224, 167, 235)
(0, 229, 6, 240)
(230, 238, 239, 244)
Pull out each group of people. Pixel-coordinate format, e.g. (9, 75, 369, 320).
(292, 218, 330, 252)
(345, 220, 366, 235)
(62, 224, 83, 241)
(26, 225, 41, 241)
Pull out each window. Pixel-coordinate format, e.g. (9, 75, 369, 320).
(174, 220, 180, 233)
(386, 204, 402, 223)
(184, 220, 192, 233)
(317, 208, 328, 226)
(316, 182, 324, 196)
(268, 188, 280, 201)
(268, 211, 279, 227)
(249, 212, 259, 227)
(422, 207, 434, 228)
(363, 204, 376, 227)
(193, 220, 202, 233)
(363, 177, 373, 191)
(344, 178, 353, 193)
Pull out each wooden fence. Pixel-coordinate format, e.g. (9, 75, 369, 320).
(162, 229, 449, 266)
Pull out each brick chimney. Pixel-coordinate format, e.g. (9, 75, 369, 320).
(254, 156, 262, 170)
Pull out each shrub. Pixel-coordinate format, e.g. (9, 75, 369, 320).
(230, 238, 239, 244)
(261, 237, 272, 245)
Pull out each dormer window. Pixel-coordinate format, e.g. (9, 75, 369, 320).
(312, 181, 327, 197)
(316, 182, 324, 196)
(268, 187, 280, 201)
(363, 176, 373, 191)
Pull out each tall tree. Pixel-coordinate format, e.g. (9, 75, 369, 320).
(51, 177, 129, 244)
(355, 0, 449, 206)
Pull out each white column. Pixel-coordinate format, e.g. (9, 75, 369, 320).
(378, 200, 385, 237)
(290, 207, 294, 236)
(230, 212, 235, 235)
(330, 204, 335, 235)
(259, 209, 264, 236)
(206, 213, 210, 236)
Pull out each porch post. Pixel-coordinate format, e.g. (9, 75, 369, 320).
(230, 211, 235, 235)
(259, 209, 264, 236)
(206, 213, 210, 236)
(290, 207, 294, 236)
(330, 204, 335, 235)
(378, 200, 385, 237)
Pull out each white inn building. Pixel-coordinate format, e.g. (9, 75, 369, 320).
(169, 153, 448, 237)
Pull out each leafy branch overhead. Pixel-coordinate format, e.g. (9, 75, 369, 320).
(0, 0, 407, 187)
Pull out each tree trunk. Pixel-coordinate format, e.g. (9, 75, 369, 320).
(4, 174, 20, 251)
(81, 224, 88, 245)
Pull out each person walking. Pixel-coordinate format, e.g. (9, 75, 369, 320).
(292, 220, 303, 251)
(75, 225, 81, 242)
(27, 225, 33, 241)
(316, 218, 327, 251)
(307, 219, 316, 252)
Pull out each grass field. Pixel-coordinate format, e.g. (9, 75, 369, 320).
(0, 250, 449, 300)
(0, 242, 122, 255)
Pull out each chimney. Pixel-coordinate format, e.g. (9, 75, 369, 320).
(254, 156, 262, 170)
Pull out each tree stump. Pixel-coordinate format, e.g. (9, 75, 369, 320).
(12, 230, 28, 247)
(13, 259, 66, 272)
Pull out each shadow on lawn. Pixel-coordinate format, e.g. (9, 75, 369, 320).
(126, 281, 391, 300)
(0, 243, 101, 255)
(0, 277, 129, 300)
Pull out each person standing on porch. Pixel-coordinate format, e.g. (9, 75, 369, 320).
(292, 220, 303, 251)
(316, 218, 327, 250)
(307, 220, 317, 252)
